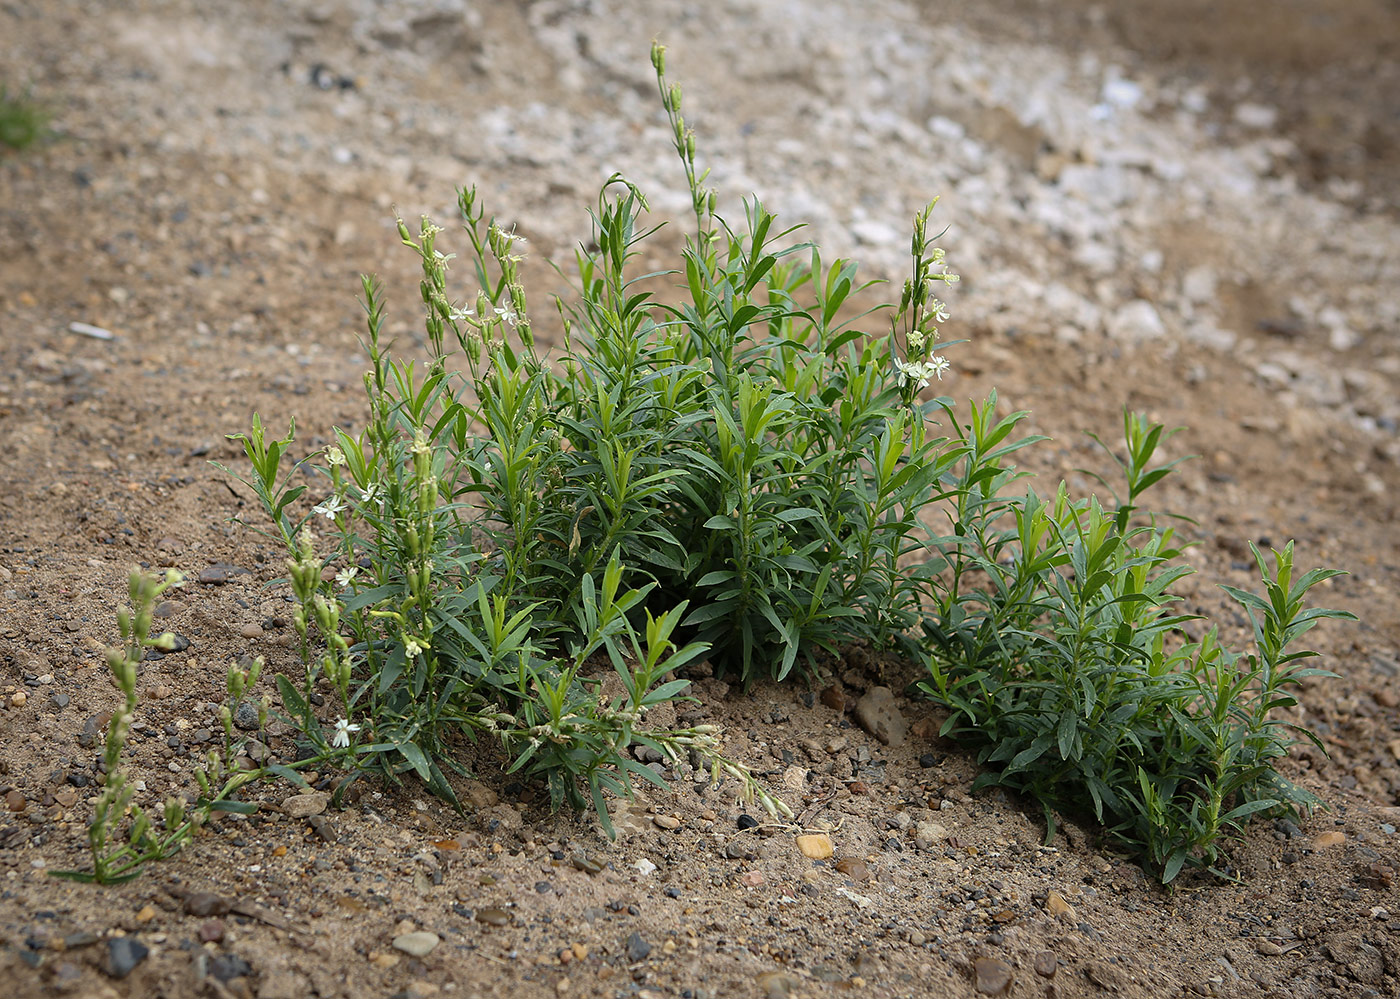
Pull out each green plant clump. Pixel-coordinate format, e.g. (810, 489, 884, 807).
(215, 44, 1350, 881)
(0, 85, 50, 151)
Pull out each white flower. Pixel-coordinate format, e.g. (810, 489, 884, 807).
(894, 356, 950, 390)
(358, 481, 382, 505)
(493, 306, 517, 326)
(335, 566, 359, 588)
(331, 718, 360, 748)
(930, 299, 949, 324)
(312, 495, 347, 520)
(404, 636, 427, 658)
(325, 446, 346, 467)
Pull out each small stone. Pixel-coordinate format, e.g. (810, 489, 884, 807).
(1085, 961, 1128, 992)
(49, 693, 70, 710)
(1046, 891, 1077, 922)
(209, 954, 251, 982)
(199, 919, 225, 943)
(5, 789, 25, 811)
(571, 854, 604, 875)
(913, 821, 947, 851)
(1033, 951, 1057, 977)
(853, 686, 907, 746)
(1312, 831, 1347, 849)
(10, 691, 26, 708)
(973, 956, 1014, 995)
(233, 700, 260, 731)
(796, 833, 833, 859)
(282, 792, 330, 818)
(625, 932, 651, 963)
(1107, 299, 1167, 343)
(834, 857, 869, 882)
(652, 815, 680, 830)
(476, 908, 510, 927)
(185, 892, 232, 917)
(737, 814, 759, 830)
(756, 971, 802, 999)
(135, 905, 156, 923)
(198, 564, 250, 584)
(393, 931, 440, 957)
(1257, 940, 1283, 956)
(105, 937, 149, 979)
(635, 859, 657, 877)
(240, 622, 264, 639)
(819, 685, 846, 711)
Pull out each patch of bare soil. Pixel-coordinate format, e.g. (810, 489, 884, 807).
(1, 2, 1397, 998)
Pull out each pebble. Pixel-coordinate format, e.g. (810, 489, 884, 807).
(973, 956, 1014, 995)
(756, 971, 802, 999)
(198, 564, 250, 584)
(796, 833, 834, 859)
(571, 854, 604, 874)
(652, 814, 680, 830)
(392, 931, 440, 957)
(209, 954, 252, 982)
(476, 908, 510, 926)
(1312, 831, 1347, 849)
(1046, 890, 1077, 922)
(5, 789, 25, 811)
(835, 857, 870, 882)
(913, 821, 948, 851)
(1256, 940, 1283, 956)
(199, 919, 225, 943)
(106, 937, 149, 979)
(282, 791, 330, 818)
(819, 685, 846, 711)
(853, 686, 907, 746)
(10, 691, 27, 708)
(233, 700, 261, 731)
(1033, 951, 1057, 977)
(185, 892, 232, 917)
(625, 931, 651, 963)
(1107, 299, 1167, 342)
(240, 622, 264, 639)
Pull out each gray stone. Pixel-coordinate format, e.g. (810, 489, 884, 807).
(853, 686, 907, 747)
(392, 931, 440, 957)
(106, 937, 149, 979)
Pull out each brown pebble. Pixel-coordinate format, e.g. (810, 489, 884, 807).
(5, 789, 25, 811)
(1312, 831, 1347, 849)
(796, 833, 833, 859)
(1046, 890, 1077, 922)
(240, 622, 264, 639)
(199, 919, 225, 943)
(476, 908, 510, 926)
(1033, 951, 1057, 977)
(10, 691, 27, 708)
(135, 905, 156, 923)
(652, 815, 680, 830)
(834, 857, 869, 882)
(973, 956, 1014, 995)
(1256, 940, 1283, 956)
(819, 684, 846, 711)
(185, 892, 232, 917)
(1374, 688, 1398, 709)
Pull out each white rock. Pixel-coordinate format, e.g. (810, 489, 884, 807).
(1234, 103, 1278, 130)
(1107, 300, 1167, 342)
(851, 220, 902, 247)
(635, 858, 657, 876)
(1181, 266, 1218, 305)
(392, 931, 440, 957)
(1102, 76, 1144, 110)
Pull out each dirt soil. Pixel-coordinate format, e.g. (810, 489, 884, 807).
(2, 1, 1399, 997)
